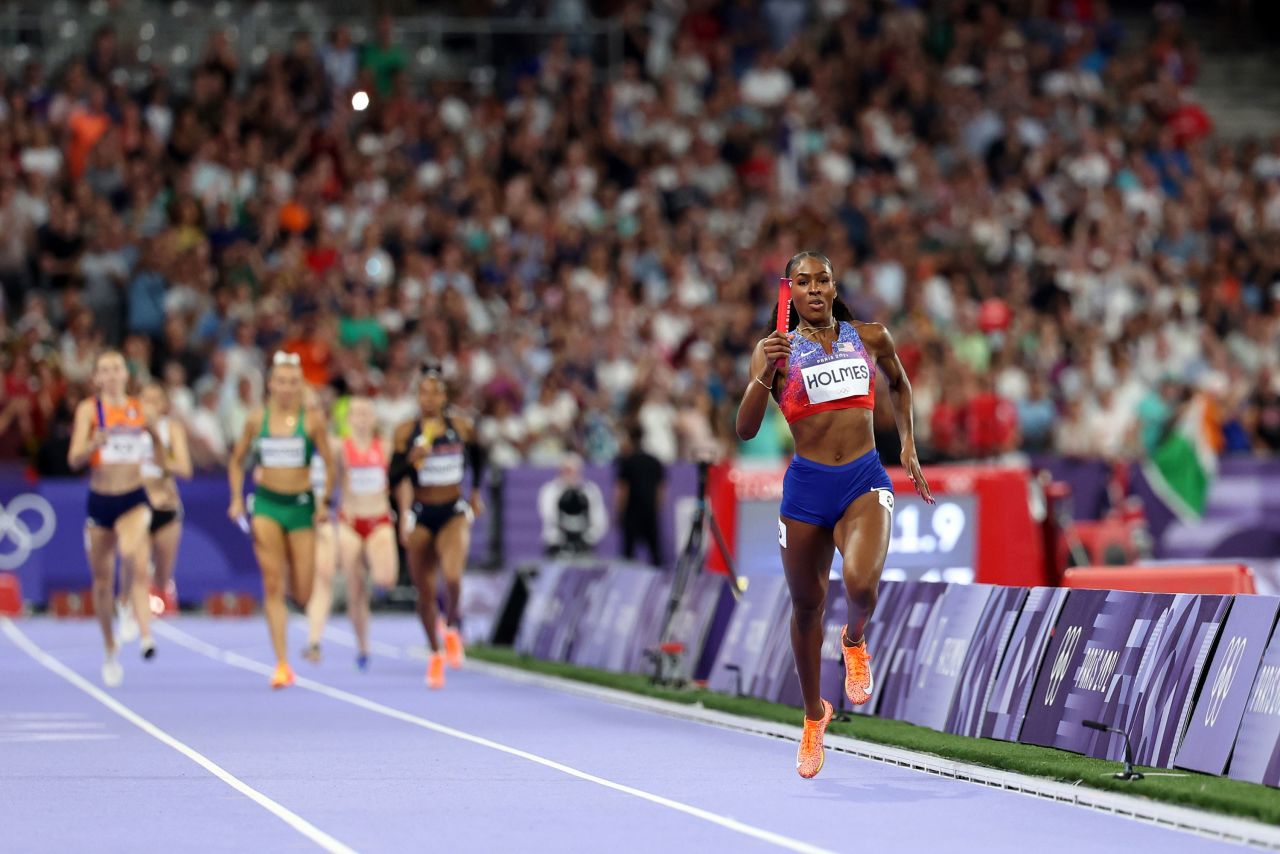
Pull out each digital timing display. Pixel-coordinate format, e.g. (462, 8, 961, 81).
(735, 494, 978, 582)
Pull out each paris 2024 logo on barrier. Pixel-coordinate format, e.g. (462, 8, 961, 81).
(0, 494, 57, 570)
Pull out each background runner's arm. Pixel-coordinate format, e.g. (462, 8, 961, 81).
(167, 420, 194, 479)
(227, 411, 258, 511)
(142, 413, 169, 474)
(387, 422, 412, 486)
(467, 441, 487, 489)
(66, 400, 102, 470)
(328, 435, 345, 493)
(309, 410, 337, 504)
(390, 423, 415, 522)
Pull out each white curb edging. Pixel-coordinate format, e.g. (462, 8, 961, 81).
(464, 658, 1280, 851)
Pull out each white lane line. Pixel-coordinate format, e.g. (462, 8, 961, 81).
(1, 618, 356, 854)
(158, 621, 832, 854)
(311, 621, 1280, 851)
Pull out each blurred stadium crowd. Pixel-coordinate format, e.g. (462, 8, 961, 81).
(1, 0, 1278, 474)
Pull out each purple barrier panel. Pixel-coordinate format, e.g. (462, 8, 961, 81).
(513, 562, 571, 657)
(673, 573, 737, 683)
(458, 569, 516, 647)
(849, 579, 926, 717)
(903, 584, 998, 731)
(546, 565, 608, 662)
(772, 577, 849, 709)
(876, 582, 948, 721)
(568, 567, 624, 670)
(757, 585, 803, 704)
(624, 573, 675, 674)
(514, 562, 607, 660)
(982, 586, 1070, 741)
(944, 586, 1029, 737)
(1177, 596, 1280, 776)
(1084, 593, 1181, 761)
(1020, 590, 1151, 760)
(707, 576, 791, 697)
(15, 475, 262, 606)
(1125, 594, 1231, 768)
(1228, 623, 1280, 786)
(570, 565, 665, 672)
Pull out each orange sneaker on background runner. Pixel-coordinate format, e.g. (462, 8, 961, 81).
(842, 626, 874, 706)
(444, 627, 465, 669)
(426, 652, 446, 689)
(270, 661, 296, 689)
(796, 699, 833, 779)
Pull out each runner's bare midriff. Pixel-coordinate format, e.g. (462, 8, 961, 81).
(788, 408, 876, 466)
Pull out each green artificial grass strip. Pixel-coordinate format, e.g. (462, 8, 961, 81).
(470, 646, 1280, 826)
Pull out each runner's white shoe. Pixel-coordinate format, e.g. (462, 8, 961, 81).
(116, 601, 139, 644)
(102, 651, 123, 688)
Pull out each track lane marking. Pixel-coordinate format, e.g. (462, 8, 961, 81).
(1, 618, 356, 854)
(157, 621, 833, 854)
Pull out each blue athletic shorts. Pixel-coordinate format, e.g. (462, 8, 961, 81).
(779, 448, 894, 529)
(87, 488, 150, 529)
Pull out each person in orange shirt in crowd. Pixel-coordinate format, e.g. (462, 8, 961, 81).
(65, 84, 111, 181)
(280, 313, 334, 388)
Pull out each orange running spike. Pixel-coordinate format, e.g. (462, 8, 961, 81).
(841, 625, 875, 706)
(270, 661, 296, 690)
(796, 699, 833, 779)
(426, 652, 446, 690)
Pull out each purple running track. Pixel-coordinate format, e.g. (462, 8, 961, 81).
(0, 616, 1245, 854)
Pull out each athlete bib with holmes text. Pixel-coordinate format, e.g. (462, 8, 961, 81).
(800, 358, 871, 404)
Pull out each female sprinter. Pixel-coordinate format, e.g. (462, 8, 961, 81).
(139, 381, 192, 612)
(305, 396, 396, 669)
(67, 351, 168, 686)
(735, 251, 933, 779)
(227, 351, 336, 688)
(389, 369, 485, 689)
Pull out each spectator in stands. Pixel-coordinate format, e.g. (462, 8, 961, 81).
(0, 0, 1278, 484)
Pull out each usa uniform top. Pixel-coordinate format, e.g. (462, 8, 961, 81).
(408, 417, 465, 488)
(777, 322, 876, 423)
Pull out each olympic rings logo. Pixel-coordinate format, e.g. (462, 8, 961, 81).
(1044, 625, 1082, 707)
(1204, 636, 1247, 727)
(0, 494, 57, 570)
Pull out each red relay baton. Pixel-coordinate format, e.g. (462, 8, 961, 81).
(775, 277, 791, 369)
